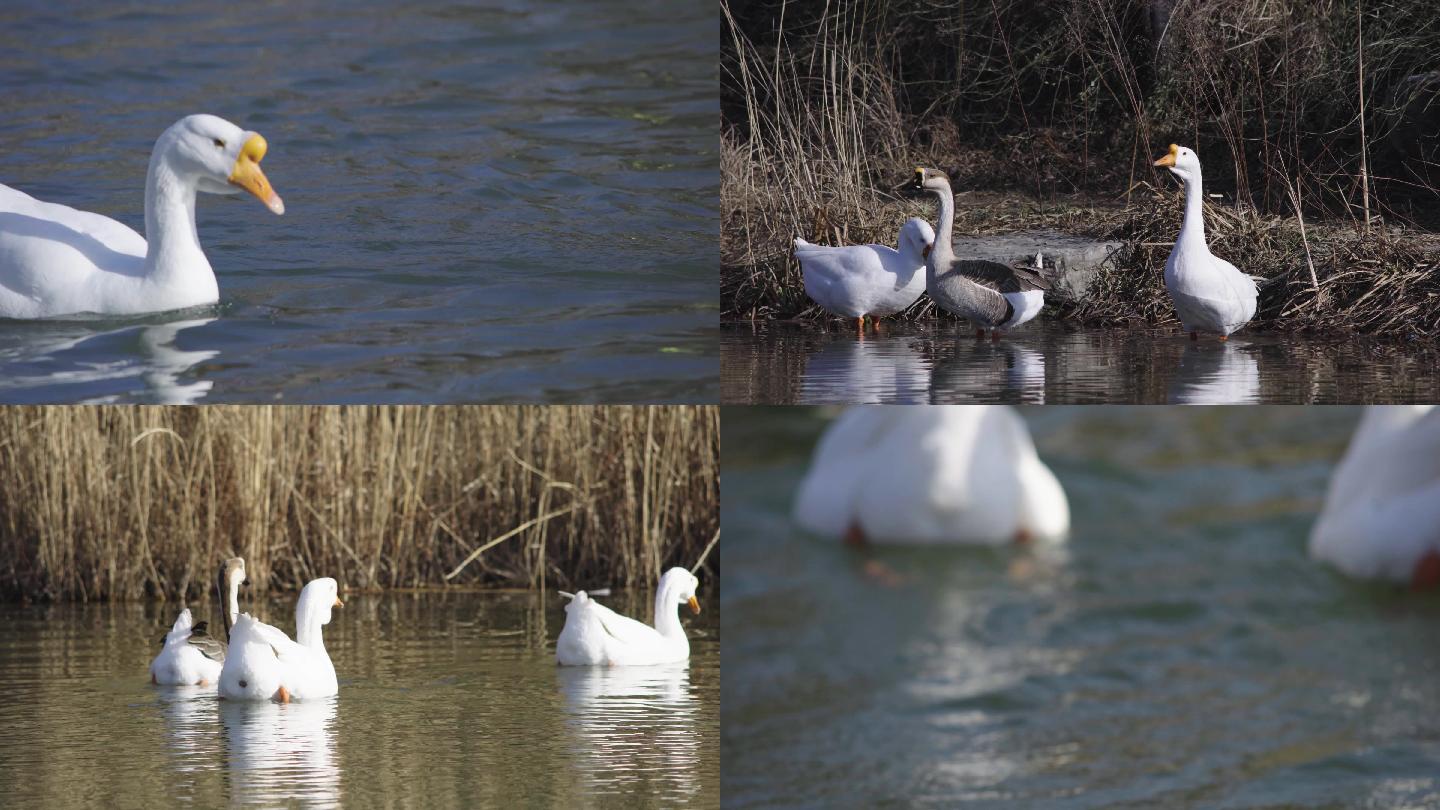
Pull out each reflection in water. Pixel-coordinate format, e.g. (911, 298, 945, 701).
(1169, 341, 1259, 403)
(722, 320, 1440, 404)
(0, 317, 216, 403)
(557, 664, 699, 803)
(220, 698, 341, 809)
(800, 334, 930, 403)
(156, 687, 220, 780)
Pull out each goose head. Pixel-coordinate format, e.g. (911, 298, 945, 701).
(661, 567, 701, 615)
(912, 167, 952, 197)
(899, 217, 936, 261)
(155, 114, 285, 214)
(222, 557, 247, 591)
(297, 577, 344, 627)
(1153, 144, 1201, 185)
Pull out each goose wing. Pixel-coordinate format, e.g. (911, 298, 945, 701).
(956, 259, 1051, 293)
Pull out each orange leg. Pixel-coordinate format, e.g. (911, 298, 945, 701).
(975, 327, 985, 339)
(990, 330, 1001, 342)
(1412, 550, 1440, 589)
(150, 673, 157, 685)
(1217, 334, 1228, 342)
(198, 679, 208, 687)
(1189, 332, 1198, 342)
(1013, 527, 1033, 546)
(276, 685, 291, 704)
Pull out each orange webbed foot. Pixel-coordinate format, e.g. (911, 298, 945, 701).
(276, 685, 291, 704)
(1412, 550, 1440, 590)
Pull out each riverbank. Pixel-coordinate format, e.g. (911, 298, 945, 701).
(0, 406, 718, 602)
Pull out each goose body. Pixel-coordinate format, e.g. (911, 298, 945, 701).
(1309, 406, 1440, 585)
(0, 114, 283, 320)
(219, 578, 343, 702)
(557, 567, 701, 666)
(913, 168, 1050, 335)
(150, 610, 226, 686)
(793, 405, 1069, 545)
(1153, 144, 1257, 338)
(149, 557, 247, 687)
(796, 217, 934, 324)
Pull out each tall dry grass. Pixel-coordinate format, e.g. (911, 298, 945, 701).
(723, 0, 1440, 330)
(0, 406, 719, 602)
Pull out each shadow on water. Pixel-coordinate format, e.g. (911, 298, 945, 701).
(721, 320, 1440, 404)
(0, 590, 719, 808)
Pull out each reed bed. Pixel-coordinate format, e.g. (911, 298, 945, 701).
(0, 406, 719, 602)
(722, 0, 1440, 334)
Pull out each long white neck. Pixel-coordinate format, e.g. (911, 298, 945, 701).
(931, 183, 956, 266)
(652, 580, 686, 640)
(1177, 171, 1207, 251)
(142, 149, 214, 289)
(296, 606, 327, 652)
(227, 576, 241, 630)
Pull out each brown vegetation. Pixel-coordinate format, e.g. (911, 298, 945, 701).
(0, 406, 719, 602)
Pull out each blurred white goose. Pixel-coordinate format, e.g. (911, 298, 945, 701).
(557, 567, 701, 666)
(0, 114, 284, 320)
(1309, 406, 1440, 586)
(220, 578, 343, 702)
(793, 406, 1069, 545)
(150, 557, 247, 686)
(1152, 144, 1257, 339)
(796, 217, 934, 330)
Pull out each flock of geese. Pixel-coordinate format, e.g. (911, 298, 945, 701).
(796, 145, 1260, 340)
(150, 564, 703, 698)
(793, 405, 1440, 587)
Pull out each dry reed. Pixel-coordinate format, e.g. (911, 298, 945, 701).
(0, 406, 719, 602)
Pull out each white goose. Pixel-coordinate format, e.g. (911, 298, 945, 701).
(1152, 144, 1258, 339)
(150, 557, 247, 687)
(219, 578, 344, 702)
(0, 114, 284, 320)
(556, 567, 701, 666)
(793, 406, 1069, 545)
(1309, 406, 1440, 586)
(795, 217, 934, 331)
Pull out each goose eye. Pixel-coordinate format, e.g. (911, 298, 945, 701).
(213, 138, 226, 148)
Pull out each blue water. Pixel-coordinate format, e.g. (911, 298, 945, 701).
(0, 0, 716, 403)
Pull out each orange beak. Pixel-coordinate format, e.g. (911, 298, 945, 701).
(1153, 143, 1179, 168)
(333, 597, 344, 608)
(228, 133, 285, 215)
(922, 244, 932, 259)
(686, 595, 701, 615)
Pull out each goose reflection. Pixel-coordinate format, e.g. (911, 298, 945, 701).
(0, 316, 216, 403)
(929, 339, 1046, 403)
(156, 686, 220, 775)
(1169, 341, 1259, 403)
(556, 663, 700, 801)
(220, 697, 340, 809)
(800, 331, 929, 403)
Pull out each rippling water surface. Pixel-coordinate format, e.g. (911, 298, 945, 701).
(721, 406, 1440, 807)
(0, 0, 716, 402)
(722, 321, 1440, 404)
(0, 590, 719, 807)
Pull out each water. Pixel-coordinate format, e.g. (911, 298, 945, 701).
(0, 589, 720, 807)
(720, 406, 1440, 807)
(721, 321, 1440, 404)
(0, 0, 717, 403)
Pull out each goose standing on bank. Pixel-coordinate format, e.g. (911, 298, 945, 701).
(793, 405, 1069, 545)
(1152, 144, 1258, 340)
(0, 114, 284, 319)
(220, 577, 344, 702)
(150, 557, 247, 686)
(556, 567, 701, 666)
(1309, 406, 1440, 587)
(913, 168, 1050, 339)
(795, 217, 935, 332)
